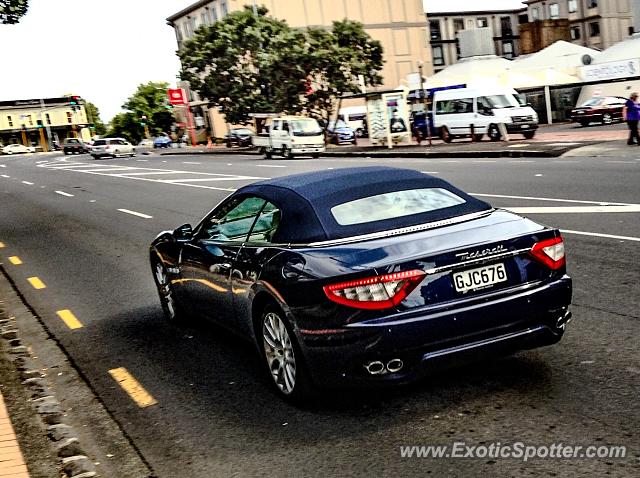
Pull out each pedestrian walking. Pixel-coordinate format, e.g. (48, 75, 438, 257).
(622, 92, 640, 145)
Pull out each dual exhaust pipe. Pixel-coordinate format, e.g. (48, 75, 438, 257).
(364, 358, 404, 375)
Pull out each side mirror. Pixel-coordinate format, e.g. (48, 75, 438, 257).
(173, 224, 193, 242)
(481, 107, 494, 116)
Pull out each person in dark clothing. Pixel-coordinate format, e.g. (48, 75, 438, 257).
(622, 92, 640, 145)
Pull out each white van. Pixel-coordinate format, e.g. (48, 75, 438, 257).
(433, 88, 539, 142)
(338, 106, 367, 137)
(252, 116, 325, 159)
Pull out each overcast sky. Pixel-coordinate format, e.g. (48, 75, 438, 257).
(1, 1, 526, 122)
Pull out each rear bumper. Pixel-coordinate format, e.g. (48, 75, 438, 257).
(296, 276, 572, 388)
(292, 146, 325, 153)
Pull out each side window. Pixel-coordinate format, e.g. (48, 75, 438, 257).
(282, 121, 290, 133)
(477, 96, 493, 114)
(247, 202, 281, 244)
(198, 197, 266, 242)
(436, 98, 474, 114)
(272, 120, 281, 131)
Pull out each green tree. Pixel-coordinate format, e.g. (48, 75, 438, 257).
(179, 8, 383, 126)
(0, 0, 28, 24)
(122, 81, 173, 135)
(84, 101, 106, 136)
(107, 112, 142, 144)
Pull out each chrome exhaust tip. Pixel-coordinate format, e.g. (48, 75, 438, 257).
(556, 310, 572, 330)
(364, 361, 385, 375)
(386, 358, 404, 373)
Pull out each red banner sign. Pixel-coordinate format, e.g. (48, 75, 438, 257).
(167, 88, 187, 105)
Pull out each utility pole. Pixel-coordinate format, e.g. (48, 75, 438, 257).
(40, 98, 53, 150)
(417, 60, 432, 146)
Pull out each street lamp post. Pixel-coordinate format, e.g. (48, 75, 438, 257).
(417, 60, 432, 146)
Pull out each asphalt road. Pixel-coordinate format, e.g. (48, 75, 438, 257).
(0, 151, 638, 477)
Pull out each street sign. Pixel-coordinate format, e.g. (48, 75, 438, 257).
(167, 88, 187, 105)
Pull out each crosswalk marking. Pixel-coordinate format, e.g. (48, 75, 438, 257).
(37, 160, 268, 192)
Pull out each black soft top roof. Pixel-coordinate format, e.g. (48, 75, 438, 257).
(235, 167, 491, 243)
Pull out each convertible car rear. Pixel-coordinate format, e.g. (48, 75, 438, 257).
(150, 167, 572, 402)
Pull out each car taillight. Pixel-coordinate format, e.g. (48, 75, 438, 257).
(323, 270, 426, 310)
(530, 236, 565, 270)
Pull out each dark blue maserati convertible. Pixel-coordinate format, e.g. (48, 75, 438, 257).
(150, 167, 572, 402)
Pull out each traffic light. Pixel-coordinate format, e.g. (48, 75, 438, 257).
(140, 115, 148, 127)
(36, 120, 43, 128)
(68, 96, 81, 112)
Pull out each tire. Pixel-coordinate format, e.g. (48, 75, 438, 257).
(64, 151, 69, 155)
(523, 131, 536, 140)
(356, 128, 364, 138)
(311, 153, 320, 159)
(488, 124, 502, 142)
(473, 134, 484, 142)
(264, 147, 273, 159)
(152, 258, 186, 324)
(258, 305, 312, 403)
(579, 121, 588, 127)
(352, 137, 357, 146)
(440, 126, 452, 143)
(282, 146, 294, 159)
(602, 113, 613, 125)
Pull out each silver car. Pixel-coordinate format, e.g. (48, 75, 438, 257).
(2, 143, 35, 155)
(91, 138, 136, 159)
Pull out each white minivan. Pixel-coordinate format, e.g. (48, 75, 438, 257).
(252, 116, 325, 159)
(433, 88, 539, 142)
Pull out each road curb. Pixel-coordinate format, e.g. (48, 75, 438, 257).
(0, 265, 155, 477)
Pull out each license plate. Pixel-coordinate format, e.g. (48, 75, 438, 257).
(521, 124, 530, 129)
(453, 263, 507, 293)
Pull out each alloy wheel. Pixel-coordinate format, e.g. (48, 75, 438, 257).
(602, 113, 612, 124)
(262, 312, 297, 395)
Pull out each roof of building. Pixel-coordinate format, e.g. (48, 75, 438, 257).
(167, 0, 211, 24)
(235, 167, 491, 243)
(593, 33, 640, 63)
(424, 0, 526, 15)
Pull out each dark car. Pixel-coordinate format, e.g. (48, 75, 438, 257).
(150, 167, 572, 402)
(570, 96, 627, 126)
(327, 120, 357, 145)
(63, 137, 87, 154)
(225, 128, 255, 147)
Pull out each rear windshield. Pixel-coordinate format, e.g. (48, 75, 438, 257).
(93, 140, 106, 146)
(581, 98, 603, 107)
(65, 139, 80, 144)
(331, 188, 466, 226)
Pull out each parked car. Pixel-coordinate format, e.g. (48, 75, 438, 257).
(149, 167, 572, 402)
(433, 87, 539, 142)
(252, 116, 325, 159)
(338, 106, 368, 137)
(63, 138, 88, 155)
(153, 135, 172, 149)
(570, 96, 627, 126)
(90, 138, 135, 159)
(2, 143, 35, 155)
(137, 139, 154, 148)
(327, 120, 357, 145)
(225, 128, 255, 147)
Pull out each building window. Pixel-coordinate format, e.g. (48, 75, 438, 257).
(45, 113, 51, 125)
(531, 7, 539, 20)
(502, 41, 514, 59)
(175, 25, 183, 42)
(589, 21, 600, 36)
(221, 1, 228, 16)
(27, 115, 33, 126)
(201, 12, 207, 26)
(549, 3, 559, 19)
(432, 45, 444, 66)
(570, 26, 581, 40)
(190, 16, 197, 33)
(429, 19, 441, 40)
(500, 16, 513, 36)
(568, 0, 577, 13)
(184, 19, 192, 37)
(7, 115, 13, 127)
(66, 112, 73, 124)
(477, 17, 488, 28)
(210, 5, 218, 22)
(453, 18, 464, 33)
(588, 0, 597, 8)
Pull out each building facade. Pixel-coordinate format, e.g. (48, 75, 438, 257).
(426, 8, 528, 72)
(166, 0, 432, 138)
(523, 0, 634, 51)
(0, 97, 91, 149)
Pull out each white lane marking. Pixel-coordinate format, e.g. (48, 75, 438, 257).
(136, 159, 149, 162)
(162, 177, 262, 183)
(505, 205, 640, 214)
(226, 163, 233, 166)
(117, 208, 153, 219)
(36, 160, 48, 164)
(548, 142, 580, 146)
(90, 200, 96, 203)
(183, 161, 201, 165)
(607, 161, 636, 164)
(421, 171, 439, 174)
(562, 230, 640, 243)
(1, 174, 9, 178)
(22, 181, 34, 185)
(118, 171, 189, 176)
(256, 164, 287, 168)
(0, 164, 6, 167)
(55, 190, 74, 197)
(535, 174, 543, 177)
(473, 160, 497, 163)
(78, 167, 142, 173)
(472, 193, 636, 206)
(508, 144, 528, 148)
